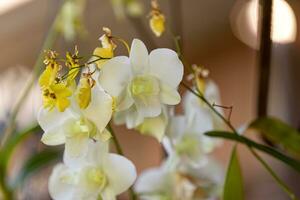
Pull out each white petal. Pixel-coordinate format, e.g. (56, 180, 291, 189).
(205, 80, 221, 104)
(37, 107, 75, 133)
(65, 134, 89, 158)
(100, 188, 116, 200)
(160, 83, 181, 105)
(104, 153, 137, 195)
(125, 106, 144, 128)
(136, 107, 168, 141)
(187, 108, 214, 134)
(99, 56, 131, 97)
(85, 140, 109, 165)
(130, 39, 149, 74)
(116, 87, 134, 112)
(48, 163, 75, 200)
(134, 166, 167, 195)
(38, 107, 75, 145)
(41, 126, 66, 146)
(149, 48, 183, 88)
(82, 84, 113, 132)
(135, 96, 161, 118)
(166, 115, 186, 139)
(114, 106, 144, 128)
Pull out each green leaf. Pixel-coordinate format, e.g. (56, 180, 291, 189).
(223, 145, 244, 200)
(0, 124, 41, 169)
(14, 148, 62, 187)
(205, 131, 300, 173)
(249, 117, 300, 155)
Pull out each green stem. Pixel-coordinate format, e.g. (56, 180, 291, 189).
(249, 148, 298, 200)
(0, 0, 67, 148)
(0, 171, 13, 200)
(181, 82, 298, 199)
(107, 123, 137, 200)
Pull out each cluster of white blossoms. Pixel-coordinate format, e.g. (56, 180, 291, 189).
(135, 79, 225, 200)
(37, 26, 223, 199)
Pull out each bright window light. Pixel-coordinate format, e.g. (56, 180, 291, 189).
(247, 0, 297, 44)
(0, 0, 33, 15)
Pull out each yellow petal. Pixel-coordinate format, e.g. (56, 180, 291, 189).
(39, 65, 59, 88)
(93, 47, 114, 69)
(56, 97, 71, 112)
(76, 77, 92, 109)
(150, 13, 165, 37)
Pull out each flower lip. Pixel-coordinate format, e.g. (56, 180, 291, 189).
(130, 74, 160, 97)
(82, 166, 107, 191)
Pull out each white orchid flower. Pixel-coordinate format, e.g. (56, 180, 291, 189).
(163, 109, 219, 166)
(135, 157, 223, 200)
(37, 83, 113, 158)
(49, 141, 137, 200)
(183, 80, 224, 130)
(99, 39, 183, 130)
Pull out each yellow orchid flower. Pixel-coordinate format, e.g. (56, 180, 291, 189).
(149, 0, 165, 37)
(93, 27, 116, 69)
(39, 50, 72, 112)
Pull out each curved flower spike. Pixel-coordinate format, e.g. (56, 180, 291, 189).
(48, 141, 137, 200)
(38, 83, 113, 158)
(99, 39, 183, 132)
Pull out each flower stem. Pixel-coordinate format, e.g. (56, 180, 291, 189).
(107, 123, 137, 200)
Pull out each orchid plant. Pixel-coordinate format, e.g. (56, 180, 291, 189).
(1, 0, 300, 200)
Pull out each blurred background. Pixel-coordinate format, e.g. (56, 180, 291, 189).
(0, 0, 300, 199)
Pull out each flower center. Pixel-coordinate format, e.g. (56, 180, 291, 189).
(130, 75, 160, 97)
(175, 135, 199, 156)
(83, 167, 107, 190)
(65, 117, 97, 139)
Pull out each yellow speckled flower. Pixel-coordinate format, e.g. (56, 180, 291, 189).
(39, 51, 72, 112)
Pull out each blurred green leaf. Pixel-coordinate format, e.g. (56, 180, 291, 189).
(223, 145, 244, 200)
(205, 131, 300, 173)
(0, 124, 41, 169)
(14, 148, 61, 187)
(249, 117, 300, 155)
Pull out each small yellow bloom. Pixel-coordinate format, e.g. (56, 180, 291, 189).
(39, 50, 60, 88)
(93, 27, 116, 68)
(39, 50, 72, 112)
(42, 83, 72, 112)
(149, 0, 165, 37)
(192, 65, 209, 94)
(150, 13, 165, 37)
(76, 76, 95, 109)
